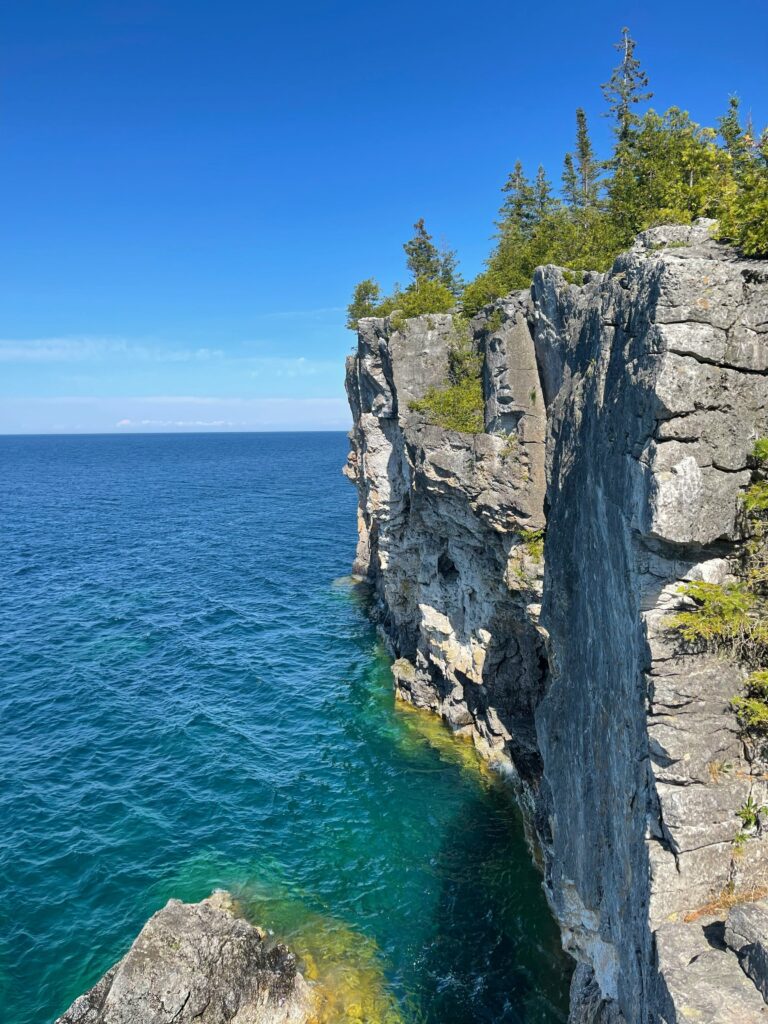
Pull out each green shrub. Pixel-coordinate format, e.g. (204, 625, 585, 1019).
(518, 528, 545, 562)
(753, 439, 768, 465)
(668, 580, 754, 644)
(410, 378, 484, 433)
(732, 670, 768, 733)
(409, 326, 484, 434)
(394, 277, 455, 321)
(744, 482, 768, 514)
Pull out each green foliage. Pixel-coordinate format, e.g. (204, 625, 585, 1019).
(518, 528, 545, 562)
(745, 481, 768, 514)
(717, 100, 768, 257)
(458, 33, 766, 317)
(409, 328, 484, 434)
(753, 438, 768, 464)
(351, 33, 767, 332)
(734, 794, 767, 848)
(601, 26, 653, 144)
(347, 278, 382, 330)
(737, 794, 767, 831)
(484, 307, 504, 335)
(668, 580, 754, 645)
(391, 278, 455, 325)
(732, 671, 768, 734)
(607, 108, 735, 238)
(573, 108, 601, 208)
(403, 218, 442, 281)
(742, 438, 768, 515)
(409, 378, 484, 434)
(497, 431, 519, 459)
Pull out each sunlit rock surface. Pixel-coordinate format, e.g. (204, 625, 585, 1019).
(55, 892, 313, 1024)
(345, 221, 768, 1022)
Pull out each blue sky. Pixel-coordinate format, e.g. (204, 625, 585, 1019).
(1, 1, 766, 433)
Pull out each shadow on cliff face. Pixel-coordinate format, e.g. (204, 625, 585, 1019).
(407, 778, 572, 1024)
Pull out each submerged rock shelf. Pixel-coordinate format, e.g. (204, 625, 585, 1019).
(344, 222, 768, 1022)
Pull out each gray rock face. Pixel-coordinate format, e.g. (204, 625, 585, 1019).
(345, 221, 768, 1023)
(726, 900, 768, 1004)
(55, 892, 313, 1024)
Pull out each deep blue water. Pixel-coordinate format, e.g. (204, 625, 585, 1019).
(0, 432, 571, 1023)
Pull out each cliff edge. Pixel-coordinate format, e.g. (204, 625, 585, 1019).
(344, 221, 768, 1023)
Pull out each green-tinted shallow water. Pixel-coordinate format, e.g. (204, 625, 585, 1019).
(0, 432, 571, 1023)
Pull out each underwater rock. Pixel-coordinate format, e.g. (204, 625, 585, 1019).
(54, 891, 313, 1024)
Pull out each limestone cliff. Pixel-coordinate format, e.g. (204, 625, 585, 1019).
(344, 221, 768, 1023)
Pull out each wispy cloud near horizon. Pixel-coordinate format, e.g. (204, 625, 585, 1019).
(0, 395, 351, 434)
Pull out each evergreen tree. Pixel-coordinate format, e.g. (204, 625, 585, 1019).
(719, 96, 753, 175)
(499, 161, 537, 235)
(403, 218, 441, 282)
(534, 165, 557, 218)
(438, 244, 464, 296)
(601, 27, 653, 145)
(575, 108, 601, 206)
(720, 128, 768, 255)
(561, 153, 579, 207)
(346, 278, 381, 329)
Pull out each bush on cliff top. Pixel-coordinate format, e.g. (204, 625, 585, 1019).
(348, 29, 768, 325)
(346, 221, 460, 329)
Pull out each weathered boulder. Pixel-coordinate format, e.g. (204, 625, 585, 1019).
(54, 892, 313, 1024)
(726, 899, 768, 1004)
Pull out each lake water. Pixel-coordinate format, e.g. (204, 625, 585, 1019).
(0, 432, 571, 1023)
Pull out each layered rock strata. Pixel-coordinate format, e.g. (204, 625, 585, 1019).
(55, 891, 313, 1024)
(344, 221, 768, 1022)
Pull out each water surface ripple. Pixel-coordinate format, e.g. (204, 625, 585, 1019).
(0, 432, 571, 1023)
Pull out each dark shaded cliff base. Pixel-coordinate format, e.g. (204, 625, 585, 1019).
(345, 221, 768, 1022)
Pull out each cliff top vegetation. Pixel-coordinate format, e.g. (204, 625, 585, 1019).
(347, 27, 768, 328)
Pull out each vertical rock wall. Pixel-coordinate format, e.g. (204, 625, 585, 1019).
(345, 222, 768, 1022)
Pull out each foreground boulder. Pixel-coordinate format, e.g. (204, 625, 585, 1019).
(726, 899, 768, 1005)
(55, 891, 313, 1024)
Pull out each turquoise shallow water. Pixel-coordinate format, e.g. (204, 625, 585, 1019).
(0, 432, 571, 1023)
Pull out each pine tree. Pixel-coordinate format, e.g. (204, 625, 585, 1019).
(499, 161, 537, 235)
(438, 244, 464, 296)
(561, 153, 579, 207)
(403, 219, 442, 282)
(534, 165, 556, 218)
(601, 27, 653, 145)
(719, 96, 753, 175)
(575, 108, 600, 206)
(346, 279, 381, 329)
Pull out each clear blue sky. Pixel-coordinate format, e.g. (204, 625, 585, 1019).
(1, 1, 766, 433)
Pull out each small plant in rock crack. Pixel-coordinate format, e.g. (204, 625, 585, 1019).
(734, 795, 768, 848)
(744, 438, 768, 516)
(708, 759, 734, 783)
(484, 307, 505, 336)
(496, 431, 519, 459)
(518, 528, 545, 562)
(731, 670, 768, 734)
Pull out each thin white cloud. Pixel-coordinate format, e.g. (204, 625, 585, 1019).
(257, 307, 345, 321)
(116, 418, 244, 428)
(0, 395, 351, 434)
(0, 337, 224, 363)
